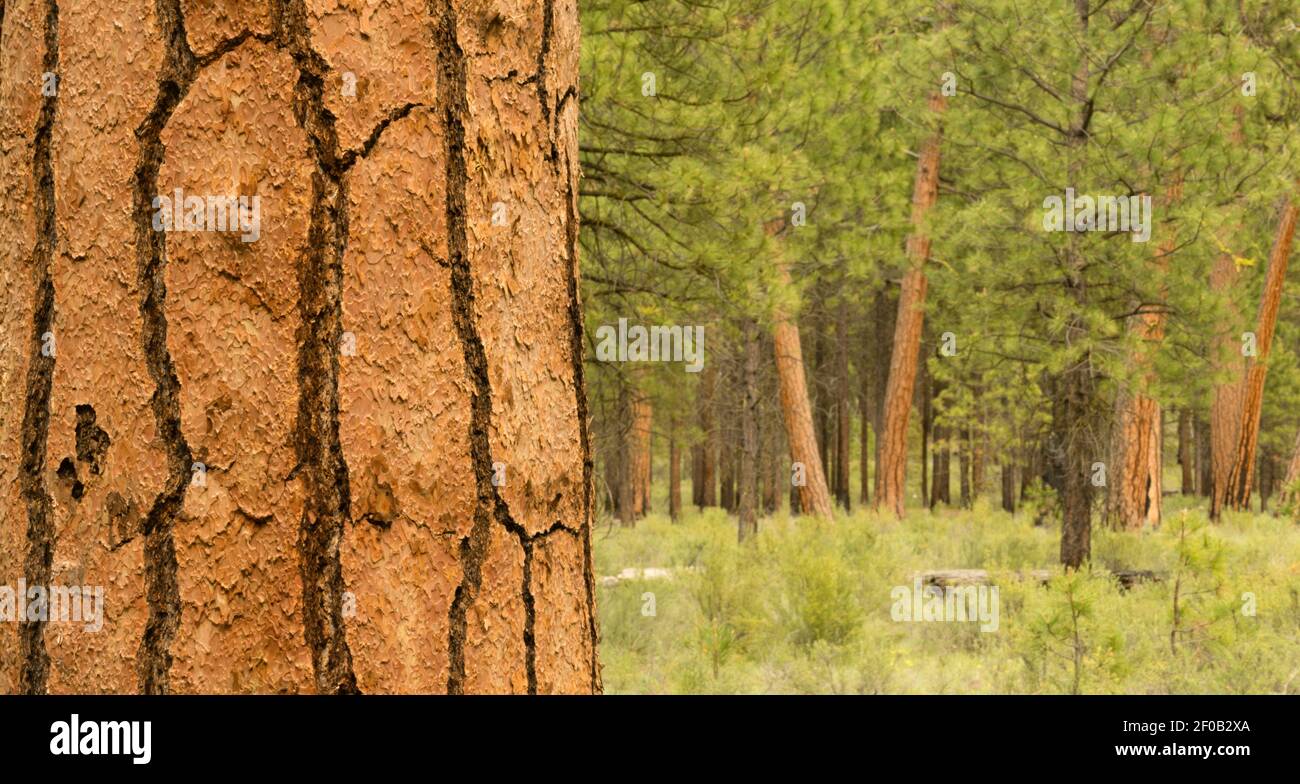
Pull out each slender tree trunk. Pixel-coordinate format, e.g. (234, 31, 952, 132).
(1225, 195, 1298, 510)
(629, 392, 652, 519)
(930, 424, 950, 509)
(1259, 447, 1274, 513)
(699, 363, 718, 508)
(876, 91, 946, 518)
(1001, 464, 1016, 513)
(691, 444, 703, 508)
(1279, 428, 1300, 515)
(870, 286, 895, 496)
(669, 417, 682, 522)
(769, 220, 833, 519)
(959, 427, 972, 508)
(920, 347, 931, 504)
(1178, 408, 1194, 495)
(859, 387, 871, 505)
(763, 409, 781, 514)
(1196, 414, 1212, 497)
(834, 298, 852, 510)
(738, 321, 760, 541)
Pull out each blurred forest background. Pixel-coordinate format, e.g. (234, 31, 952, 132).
(575, 0, 1300, 693)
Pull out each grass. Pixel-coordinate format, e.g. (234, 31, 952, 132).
(594, 497, 1300, 694)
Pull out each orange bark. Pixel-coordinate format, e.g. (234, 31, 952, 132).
(1225, 195, 1299, 510)
(875, 91, 946, 518)
(769, 221, 833, 519)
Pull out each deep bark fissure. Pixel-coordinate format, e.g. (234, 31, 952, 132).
(133, 0, 278, 696)
(562, 148, 601, 693)
(436, 0, 585, 694)
(17, 0, 60, 695)
(271, 0, 362, 695)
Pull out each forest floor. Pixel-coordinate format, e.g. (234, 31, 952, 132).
(594, 497, 1300, 694)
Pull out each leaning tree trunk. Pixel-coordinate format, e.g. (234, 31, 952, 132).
(875, 91, 946, 518)
(1, 0, 599, 695)
(768, 222, 833, 519)
(1224, 194, 1299, 510)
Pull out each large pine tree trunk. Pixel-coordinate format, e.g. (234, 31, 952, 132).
(1209, 253, 1245, 518)
(1107, 174, 1179, 530)
(1, 0, 599, 694)
(875, 91, 946, 518)
(1224, 195, 1298, 510)
(769, 224, 833, 519)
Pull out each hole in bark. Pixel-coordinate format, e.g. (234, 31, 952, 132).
(74, 403, 111, 475)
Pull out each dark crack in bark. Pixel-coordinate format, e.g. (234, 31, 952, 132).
(18, 0, 60, 695)
(436, 0, 592, 695)
(133, 0, 200, 696)
(562, 149, 602, 693)
(434, 0, 491, 696)
(272, 0, 359, 695)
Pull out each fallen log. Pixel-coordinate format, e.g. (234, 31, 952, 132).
(919, 568, 1165, 591)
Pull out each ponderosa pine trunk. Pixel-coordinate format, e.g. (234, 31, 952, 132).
(834, 297, 851, 510)
(1224, 195, 1299, 510)
(698, 363, 718, 508)
(859, 387, 871, 505)
(875, 91, 946, 518)
(769, 221, 833, 519)
(0, 0, 599, 694)
(1196, 414, 1212, 497)
(738, 320, 759, 541)
(1000, 464, 1016, 513)
(1209, 252, 1246, 518)
(1056, 8, 1096, 568)
(669, 416, 682, 522)
(1107, 173, 1179, 530)
(1178, 408, 1194, 495)
(629, 392, 652, 519)
(1280, 428, 1300, 515)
